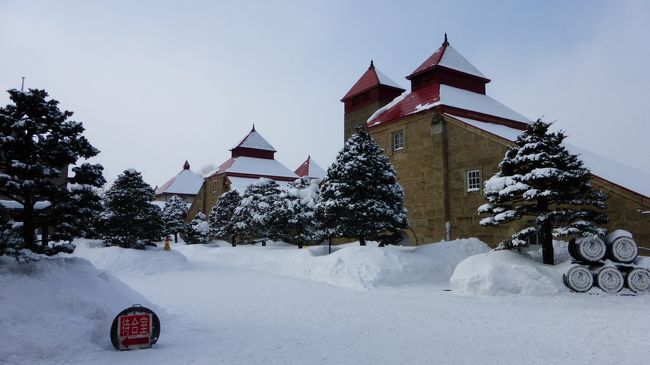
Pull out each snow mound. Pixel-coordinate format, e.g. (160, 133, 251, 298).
(73, 240, 191, 276)
(0, 257, 156, 365)
(179, 238, 489, 289)
(450, 250, 570, 296)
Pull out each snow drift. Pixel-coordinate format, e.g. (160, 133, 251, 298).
(450, 250, 570, 296)
(451, 241, 650, 296)
(179, 238, 490, 289)
(0, 256, 156, 365)
(73, 240, 191, 276)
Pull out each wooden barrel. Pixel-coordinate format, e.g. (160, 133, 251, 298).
(604, 230, 638, 263)
(595, 266, 624, 293)
(563, 265, 594, 292)
(575, 236, 606, 263)
(623, 267, 650, 293)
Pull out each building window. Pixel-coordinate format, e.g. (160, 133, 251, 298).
(467, 170, 481, 193)
(392, 130, 405, 151)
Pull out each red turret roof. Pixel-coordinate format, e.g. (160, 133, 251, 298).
(294, 156, 326, 178)
(341, 61, 404, 101)
(407, 34, 489, 81)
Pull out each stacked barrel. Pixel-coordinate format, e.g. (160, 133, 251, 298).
(563, 230, 650, 294)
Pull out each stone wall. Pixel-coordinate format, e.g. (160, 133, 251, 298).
(186, 175, 229, 222)
(369, 112, 650, 249)
(344, 101, 383, 141)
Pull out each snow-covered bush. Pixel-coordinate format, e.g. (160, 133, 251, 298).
(231, 178, 282, 245)
(185, 212, 211, 244)
(208, 190, 241, 246)
(99, 169, 163, 249)
(478, 120, 608, 264)
(162, 195, 188, 242)
(315, 127, 407, 246)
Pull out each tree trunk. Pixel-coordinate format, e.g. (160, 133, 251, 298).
(359, 236, 366, 246)
(41, 223, 49, 248)
(174, 233, 178, 243)
(22, 200, 37, 251)
(541, 221, 554, 265)
(328, 237, 332, 254)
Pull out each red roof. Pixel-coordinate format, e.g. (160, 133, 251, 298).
(368, 83, 529, 130)
(407, 35, 489, 81)
(341, 61, 404, 101)
(294, 156, 311, 177)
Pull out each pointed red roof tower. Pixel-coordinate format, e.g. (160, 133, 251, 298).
(406, 33, 490, 94)
(366, 35, 529, 130)
(341, 61, 405, 140)
(294, 156, 326, 179)
(230, 124, 277, 159)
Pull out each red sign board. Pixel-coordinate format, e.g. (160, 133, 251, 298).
(118, 313, 152, 350)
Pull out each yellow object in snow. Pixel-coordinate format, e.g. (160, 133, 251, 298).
(163, 237, 171, 251)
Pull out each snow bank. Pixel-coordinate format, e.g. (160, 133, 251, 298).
(179, 238, 489, 289)
(73, 240, 191, 276)
(0, 256, 156, 364)
(450, 250, 570, 296)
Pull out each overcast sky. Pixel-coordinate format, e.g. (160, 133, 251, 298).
(1, 0, 649, 188)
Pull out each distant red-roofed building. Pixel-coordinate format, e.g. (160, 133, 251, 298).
(294, 156, 326, 179)
(187, 126, 298, 220)
(343, 34, 650, 247)
(155, 160, 203, 204)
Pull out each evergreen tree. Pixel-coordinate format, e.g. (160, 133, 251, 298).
(100, 169, 163, 249)
(0, 205, 23, 259)
(184, 212, 210, 244)
(161, 195, 188, 243)
(276, 177, 323, 248)
(0, 89, 105, 254)
(208, 190, 241, 246)
(231, 178, 282, 245)
(315, 127, 408, 246)
(478, 120, 608, 264)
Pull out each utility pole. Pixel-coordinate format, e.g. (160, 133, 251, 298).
(20, 77, 25, 92)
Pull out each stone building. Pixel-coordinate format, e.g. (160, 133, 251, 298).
(155, 160, 203, 204)
(342, 35, 650, 248)
(187, 126, 298, 220)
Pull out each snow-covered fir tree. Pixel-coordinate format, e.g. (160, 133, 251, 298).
(231, 178, 282, 245)
(208, 190, 241, 246)
(276, 177, 323, 248)
(184, 212, 210, 244)
(161, 195, 188, 243)
(478, 120, 608, 264)
(315, 127, 408, 246)
(99, 169, 163, 249)
(0, 89, 105, 255)
(0, 205, 23, 259)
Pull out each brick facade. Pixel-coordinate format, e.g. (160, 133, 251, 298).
(368, 111, 650, 248)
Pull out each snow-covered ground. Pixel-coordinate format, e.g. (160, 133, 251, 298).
(2, 239, 650, 365)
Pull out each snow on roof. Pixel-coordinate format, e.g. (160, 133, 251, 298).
(408, 38, 488, 80)
(368, 84, 530, 127)
(294, 156, 327, 178)
(231, 128, 277, 152)
(447, 114, 650, 199)
(375, 68, 403, 89)
(227, 176, 291, 194)
(211, 156, 298, 179)
(156, 168, 203, 196)
(437, 45, 487, 79)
